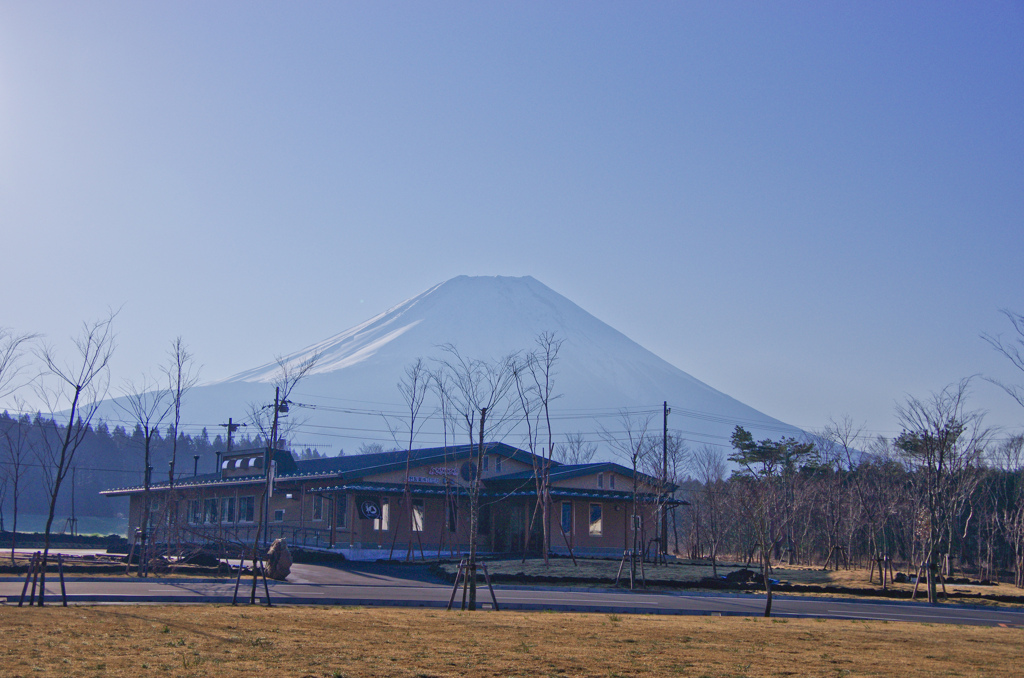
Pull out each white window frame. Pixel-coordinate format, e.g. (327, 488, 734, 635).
(203, 498, 218, 524)
(336, 493, 347, 529)
(374, 498, 390, 532)
(412, 499, 424, 532)
(589, 503, 603, 537)
(238, 496, 255, 523)
(221, 496, 236, 524)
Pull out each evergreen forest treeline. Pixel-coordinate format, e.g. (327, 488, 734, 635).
(0, 411, 284, 524)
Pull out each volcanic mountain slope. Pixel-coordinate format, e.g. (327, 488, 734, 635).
(109, 276, 808, 459)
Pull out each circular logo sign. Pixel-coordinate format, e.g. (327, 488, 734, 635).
(360, 499, 381, 520)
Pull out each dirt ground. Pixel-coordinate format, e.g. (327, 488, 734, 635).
(1, 605, 1021, 678)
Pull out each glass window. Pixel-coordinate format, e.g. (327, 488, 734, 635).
(189, 499, 201, 525)
(374, 498, 390, 531)
(336, 494, 347, 529)
(221, 497, 236, 524)
(482, 455, 489, 471)
(274, 509, 285, 522)
(412, 499, 424, 532)
(589, 503, 603, 537)
(312, 494, 324, 521)
(478, 503, 490, 535)
(561, 501, 572, 534)
(598, 473, 603, 489)
(447, 499, 457, 533)
(495, 456, 502, 472)
(203, 498, 218, 524)
(147, 501, 161, 529)
(610, 475, 615, 489)
(238, 496, 255, 522)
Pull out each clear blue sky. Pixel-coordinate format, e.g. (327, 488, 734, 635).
(1, 2, 1021, 441)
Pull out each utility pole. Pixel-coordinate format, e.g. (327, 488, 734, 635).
(69, 466, 77, 537)
(252, 387, 285, 604)
(468, 406, 486, 611)
(265, 389, 282, 547)
(218, 418, 245, 473)
(139, 464, 153, 578)
(662, 401, 670, 559)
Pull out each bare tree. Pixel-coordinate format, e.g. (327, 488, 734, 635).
(601, 411, 652, 583)
(434, 344, 518, 610)
(512, 333, 563, 565)
(386, 358, 430, 561)
(0, 330, 35, 550)
(817, 417, 868, 572)
(244, 351, 321, 602)
(245, 352, 323, 450)
(554, 432, 598, 465)
(429, 367, 459, 559)
(115, 373, 171, 576)
(0, 328, 36, 403)
(692, 444, 730, 577)
(642, 431, 688, 560)
(895, 378, 990, 603)
(1, 402, 32, 563)
(162, 337, 200, 552)
(991, 435, 1024, 587)
(32, 314, 116, 578)
(982, 309, 1024, 410)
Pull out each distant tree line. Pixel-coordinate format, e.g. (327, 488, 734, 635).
(666, 404, 1024, 594)
(0, 410, 341, 523)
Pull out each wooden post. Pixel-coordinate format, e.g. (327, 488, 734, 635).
(36, 552, 47, 606)
(261, 554, 272, 607)
(18, 552, 39, 607)
(911, 561, 925, 600)
(58, 554, 68, 607)
(446, 559, 466, 611)
(231, 551, 247, 605)
(480, 562, 500, 611)
(615, 550, 628, 586)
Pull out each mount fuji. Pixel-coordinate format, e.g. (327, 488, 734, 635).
(105, 276, 808, 459)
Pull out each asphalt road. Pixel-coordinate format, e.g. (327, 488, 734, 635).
(3, 562, 1023, 628)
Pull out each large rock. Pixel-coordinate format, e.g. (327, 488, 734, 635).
(266, 539, 292, 581)
(723, 568, 758, 583)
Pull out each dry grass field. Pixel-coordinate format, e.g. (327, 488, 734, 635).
(0, 605, 1021, 678)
